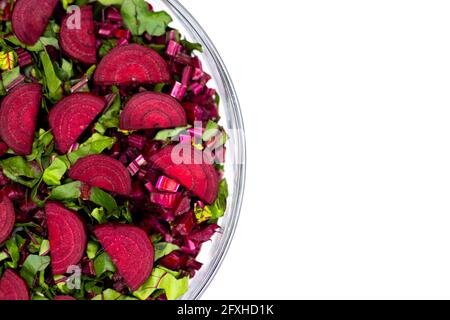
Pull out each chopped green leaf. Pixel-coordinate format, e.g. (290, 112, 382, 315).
(121, 0, 172, 36)
(0, 156, 42, 188)
(98, 0, 124, 5)
(5, 236, 20, 269)
(195, 179, 228, 222)
(49, 181, 82, 200)
(27, 129, 54, 166)
(39, 240, 50, 256)
(95, 87, 122, 134)
(43, 158, 67, 186)
(89, 188, 118, 213)
(154, 242, 180, 261)
(154, 125, 191, 141)
(91, 207, 106, 224)
(180, 39, 203, 53)
(133, 267, 188, 300)
(87, 241, 100, 260)
(94, 252, 116, 276)
(1, 66, 20, 88)
(39, 50, 62, 102)
(20, 255, 51, 286)
(67, 133, 116, 164)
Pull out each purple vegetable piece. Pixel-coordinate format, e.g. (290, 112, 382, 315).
(0, 196, 14, 244)
(69, 155, 132, 196)
(46, 202, 87, 275)
(11, 0, 58, 45)
(49, 93, 106, 154)
(60, 6, 96, 65)
(94, 224, 154, 291)
(94, 44, 170, 86)
(0, 84, 41, 155)
(120, 92, 187, 131)
(0, 269, 29, 300)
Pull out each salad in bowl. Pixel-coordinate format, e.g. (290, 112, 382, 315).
(0, 0, 229, 300)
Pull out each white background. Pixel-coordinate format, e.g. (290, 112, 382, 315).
(185, 0, 450, 299)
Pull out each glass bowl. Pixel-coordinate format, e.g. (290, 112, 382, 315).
(148, 0, 246, 300)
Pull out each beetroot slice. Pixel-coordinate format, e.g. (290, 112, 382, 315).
(49, 93, 106, 154)
(0, 269, 29, 300)
(54, 295, 76, 300)
(120, 92, 187, 130)
(94, 44, 170, 86)
(149, 146, 219, 204)
(69, 155, 132, 195)
(0, 197, 15, 244)
(46, 201, 87, 275)
(0, 83, 41, 155)
(60, 6, 96, 64)
(11, 0, 58, 45)
(94, 224, 154, 291)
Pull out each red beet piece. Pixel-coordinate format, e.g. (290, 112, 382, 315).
(0, 269, 29, 300)
(11, 0, 59, 45)
(60, 6, 96, 65)
(94, 44, 170, 86)
(69, 155, 132, 195)
(49, 93, 106, 154)
(0, 197, 14, 244)
(0, 83, 41, 155)
(54, 295, 76, 300)
(120, 92, 187, 131)
(149, 146, 219, 204)
(94, 224, 154, 291)
(46, 202, 87, 275)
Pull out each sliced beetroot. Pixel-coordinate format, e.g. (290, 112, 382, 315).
(69, 155, 132, 195)
(49, 93, 106, 154)
(120, 92, 187, 131)
(0, 269, 29, 300)
(0, 83, 41, 155)
(54, 295, 76, 300)
(149, 146, 219, 204)
(11, 0, 58, 45)
(46, 202, 87, 275)
(0, 197, 15, 244)
(94, 224, 154, 291)
(94, 44, 170, 86)
(60, 6, 96, 65)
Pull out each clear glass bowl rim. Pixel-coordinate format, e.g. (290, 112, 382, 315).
(158, 0, 247, 300)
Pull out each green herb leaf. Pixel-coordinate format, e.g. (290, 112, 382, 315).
(89, 187, 118, 213)
(5, 236, 20, 268)
(43, 157, 67, 186)
(20, 255, 51, 286)
(154, 125, 191, 141)
(39, 240, 50, 256)
(94, 252, 116, 276)
(67, 133, 116, 164)
(90, 207, 106, 224)
(180, 39, 203, 53)
(133, 267, 188, 300)
(195, 179, 228, 222)
(49, 181, 82, 200)
(121, 0, 172, 36)
(55, 58, 74, 82)
(27, 129, 54, 166)
(95, 87, 121, 134)
(87, 241, 100, 260)
(6, 35, 59, 52)
(1, 66, 20, 88)
(153, 242, 180, 261)
(39, 50, 63, 102)
(0, 156, 42, 188)
(98, 0, 124, 5)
